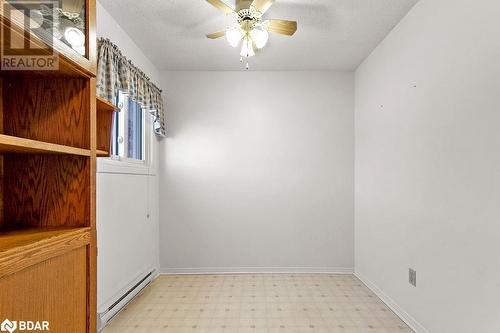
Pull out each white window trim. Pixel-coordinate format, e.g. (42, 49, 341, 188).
(97, 94, 157, 176)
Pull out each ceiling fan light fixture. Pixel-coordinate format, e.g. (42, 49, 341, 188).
(226, 26, 244, 47)
(250, 25, 269, 49)
(240, 36, 255, 57)
(206, 0, 297, 68)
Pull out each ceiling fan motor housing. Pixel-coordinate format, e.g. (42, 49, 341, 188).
(237, 6, 263, 32)
(235, 0, 253, 11)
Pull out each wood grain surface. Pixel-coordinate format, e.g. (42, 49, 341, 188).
(0, 134, 91, 155)
(0, 247, 88, 333)
(0, 227, 91, 279)
(0, 2, 99, 331)
(3, 155, 90, 228)
(3, 77, 90, 149)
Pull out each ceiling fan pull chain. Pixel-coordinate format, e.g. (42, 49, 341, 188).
(245, 41, 250, 70)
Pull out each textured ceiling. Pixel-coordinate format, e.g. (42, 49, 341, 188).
(98, 0, 419, 71)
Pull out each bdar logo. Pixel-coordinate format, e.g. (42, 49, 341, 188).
(0, 319, 48, 332)
(0, 319, 17, 333)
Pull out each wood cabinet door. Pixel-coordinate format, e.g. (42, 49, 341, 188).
(0, 247, 88, 333)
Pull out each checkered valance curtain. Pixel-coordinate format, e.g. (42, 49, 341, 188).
(97, 38, 166, 136)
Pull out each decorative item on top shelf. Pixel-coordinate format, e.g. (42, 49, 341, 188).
(41, 0, 86, 56)
(10, 0, 87, 56)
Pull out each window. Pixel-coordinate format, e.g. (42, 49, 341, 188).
(98, 91, 156, 175)
(112, 92, 145, 162)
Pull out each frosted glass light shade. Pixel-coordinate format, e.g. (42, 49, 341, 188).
(250, 25, 269, 49)
(240, 37, 255, 57)
(226, 27, 243, 48)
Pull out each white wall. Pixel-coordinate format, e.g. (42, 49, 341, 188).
(355, 0, 500, 332)
(96, 1, 160, 313)
(159, 71, 354, 273)
(96, 2, 160, 85)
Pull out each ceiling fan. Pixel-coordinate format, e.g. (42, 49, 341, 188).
(205, 0, 298, 69)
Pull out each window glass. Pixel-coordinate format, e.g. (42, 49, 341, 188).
(111, 93, 145, 161)
(127, 97, 144, 160)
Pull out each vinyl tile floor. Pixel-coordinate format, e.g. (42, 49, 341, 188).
(102, 274, 414, 333)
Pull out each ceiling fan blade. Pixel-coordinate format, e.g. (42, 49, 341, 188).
(251, 0, 275, 14)
(266, 19, 297, 36)
(206, 0, 234, 14)
(206, 31, 226, 39)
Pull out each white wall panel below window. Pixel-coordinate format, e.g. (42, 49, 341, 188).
(96, 173, 156, 312)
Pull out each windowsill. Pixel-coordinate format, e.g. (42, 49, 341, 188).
(97, 157, 156, 176)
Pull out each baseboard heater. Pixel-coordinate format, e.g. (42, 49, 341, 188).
(97, 270, 156, 332)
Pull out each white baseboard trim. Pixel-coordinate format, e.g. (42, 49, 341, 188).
(354, 272, 429, 333)
(160, 267, 354, 275)
(97, 269, 156, 332)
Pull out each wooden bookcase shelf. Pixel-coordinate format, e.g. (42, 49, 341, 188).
(0, 227, 92, 279)
(97, 96, 119, 113)
(96, 96, 119, 157)
(96, 150, 109, 157)
(0, 134, 91, 156)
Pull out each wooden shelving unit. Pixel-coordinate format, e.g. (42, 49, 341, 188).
(0, 227, 91, 254)
(97, 96, 118, 112)
(0, 134, 91, 156)
(0, 1, 100, 332)
(96, 96, 120, 157)
(97, 149, 109, 157)
(0, 227, 92, 279)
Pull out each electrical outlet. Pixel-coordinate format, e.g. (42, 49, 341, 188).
(409, 268, 417, 287)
